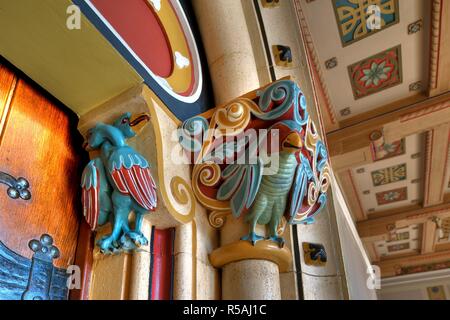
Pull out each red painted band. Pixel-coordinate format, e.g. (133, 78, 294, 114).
(151, 228, 174, 300)
(91, 0, 173, 78)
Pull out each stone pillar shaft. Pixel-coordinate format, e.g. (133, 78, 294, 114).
(192, 0, 282, 300)
(222, 260, 281, 300)
(192, 0, 260, 105)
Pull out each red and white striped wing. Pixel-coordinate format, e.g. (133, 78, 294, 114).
(111, 165, 157, 211)
(81, 161, 100, 230)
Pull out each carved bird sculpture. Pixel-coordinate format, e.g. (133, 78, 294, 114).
(216, 120, 326, 248)
(81, 113, 157, 254)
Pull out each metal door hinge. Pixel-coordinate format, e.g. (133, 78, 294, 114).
(0, 171, 31, 200)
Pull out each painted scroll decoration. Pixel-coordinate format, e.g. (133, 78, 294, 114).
(81, 112, 158, 254)
(0, 234, 68, 300)
(179, 80, 330, 247)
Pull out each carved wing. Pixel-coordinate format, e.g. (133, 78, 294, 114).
(216, 160, 263, 218)
(109, 147, 157, 211)
(81, 159, 102, 230)
(288, 153, 315, 224)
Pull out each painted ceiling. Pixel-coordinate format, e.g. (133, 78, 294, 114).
(351, 133, 425, 215)
(372, 224, 421, 259)
(301, 0, 430, 120)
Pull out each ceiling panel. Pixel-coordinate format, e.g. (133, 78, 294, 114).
(373, 224, 421, 259)
(351, 132, 425, 215)
(301, 0, 431, 120)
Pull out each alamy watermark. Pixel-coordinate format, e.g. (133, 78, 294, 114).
(66, 4, 81, 30)
(66, 265, 81, 290)
(367, 5, 382, 31)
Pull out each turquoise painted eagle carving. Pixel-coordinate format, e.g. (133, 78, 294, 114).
(179, 80, 330, 248)
(81, 113, 157, 254)
(216, 120, 324, 247)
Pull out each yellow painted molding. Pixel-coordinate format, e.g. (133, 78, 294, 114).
(78, 84, 197, 227)
(209, 240, 293, 273)
(0, 0, 142, 116)
(142, 86, 196, 225)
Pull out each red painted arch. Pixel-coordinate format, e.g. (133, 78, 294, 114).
(91, 0, 173, 78)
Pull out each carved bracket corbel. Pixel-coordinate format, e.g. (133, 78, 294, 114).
(178, 79, 331, 247)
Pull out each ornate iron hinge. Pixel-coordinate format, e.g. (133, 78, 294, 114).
(22, 234, 65, 300)
(0, 234, 68, 300)
(0, 171, 31, 200)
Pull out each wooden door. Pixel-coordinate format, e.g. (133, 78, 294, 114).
(0, 59, 86, 300)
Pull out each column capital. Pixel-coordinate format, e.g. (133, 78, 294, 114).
(179, 78, 331, 263)
(210, 240, 292, 273)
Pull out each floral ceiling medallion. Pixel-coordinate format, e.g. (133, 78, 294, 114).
(348, 45, 402, 99)
(376, 187, 407, 205)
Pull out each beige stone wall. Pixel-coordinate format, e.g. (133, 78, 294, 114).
(84, 0, 359, 301)
(78, 84, 221, 300)
(331, 177, 378, 300)
(190, 0, 351, 300)
(250, 0, 348, 299)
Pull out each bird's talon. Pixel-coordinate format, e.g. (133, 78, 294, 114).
(120, 231, 148, 250)
(267, 236, 285, 248)
(241, 232, 264, 245)
(97, 235, 121, 254)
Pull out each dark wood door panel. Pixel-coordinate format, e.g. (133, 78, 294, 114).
(0, 62, 84, 269)
(0, 64, 16, 135)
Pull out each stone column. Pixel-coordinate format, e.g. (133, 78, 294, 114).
(191, 0, 260, 105)
(192, 0, 283, 300)
(222, 260, 281, 300)
(218, 218, 285, 300)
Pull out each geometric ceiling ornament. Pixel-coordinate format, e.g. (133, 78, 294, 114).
(371, 163, 407, 187)
(387, 242, 410, 253)
(356, 168, 365, 174)
(325, 57, 338, 69)
(373, 224, 420, 258)
(339, 107, 351, 117)
(333, 0, 399, 46)
(348, 45, 403, 99)
(408, 19, 423, 35)
(376, 187, 407, 205)
(411, 152, 421, 159)
(409, 81, 423, 92)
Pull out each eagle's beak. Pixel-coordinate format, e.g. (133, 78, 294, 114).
(83, 140, 96, 152)
(282, 132, 302, 153)
(129, 113, 151, 134)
